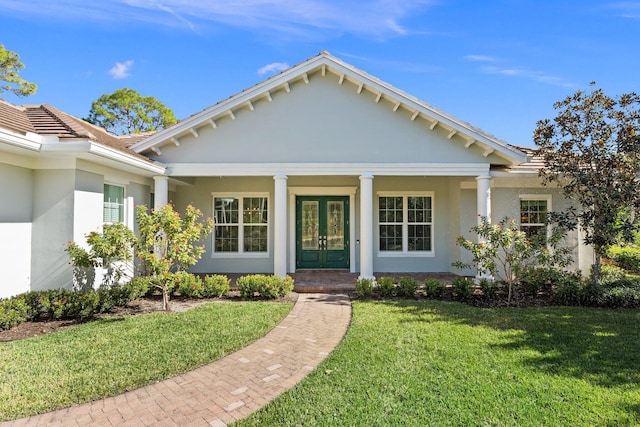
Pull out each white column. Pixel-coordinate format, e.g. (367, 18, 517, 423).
(359, 173, 374, 279)
(153, 176, 169, 210)
(476, 173, 492, 223)
(273, 174, 288, 278)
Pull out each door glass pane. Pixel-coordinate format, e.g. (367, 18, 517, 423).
(302, 201, 319, 250)
(326, 201, 344, 250)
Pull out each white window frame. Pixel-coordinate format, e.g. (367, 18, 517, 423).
(519, 194, 552, 239)
(377, 191, 435, 258)
(212, 192, 270, 258)
(103, 183, 125, 224)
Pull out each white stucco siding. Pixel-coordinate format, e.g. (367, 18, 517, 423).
(0, 223, 31, 298)
(30, 170, 76, 291)
(155, 76, 506, 165)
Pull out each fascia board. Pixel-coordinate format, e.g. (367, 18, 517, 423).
(0, 128, 42, 151)
(166, 162, 490, 177)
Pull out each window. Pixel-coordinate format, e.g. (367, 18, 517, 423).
(104, 184, 124, 223)
(379, 193, 433, 254)
(213, 195, 268, 254)
(520, 197, 550, 240)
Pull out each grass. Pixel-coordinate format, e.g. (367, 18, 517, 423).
(236, 300, 640, 426)
(0, 301, 292, 421)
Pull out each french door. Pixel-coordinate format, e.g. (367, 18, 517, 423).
(296, 196, 349, 269)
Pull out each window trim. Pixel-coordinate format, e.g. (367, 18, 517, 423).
(377, 191, 435, 258)
(211, 192, 270, 258)
(103, 183, 125, 224)
(519, 194, 552, 239)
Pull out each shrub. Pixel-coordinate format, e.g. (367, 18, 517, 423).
(0, 298, 30, 331)
(423, 278, 445, 299)
(607, 246, 640, 273)
(355, 277, 375, 299)
(203, 274, 230, 297)
(237, 274, 294, 299)
(598, 264, 627, 286)
(552, 272, 587, 306)
(598, 286, 640, 308)
(376, 277, 396, 297)
(173, 272, 205, 298)
(39, 290, 100, 320)
(479, 278, 500, 300)
(397, 276, 419, 298)
(452, 277, 474, 300)
(124, 277, 151, 300)
(16, 291, 44, 320)
(521, 267, 562, 295)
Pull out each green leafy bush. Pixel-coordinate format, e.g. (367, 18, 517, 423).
(0, 298, 29, 331)
(397, 277, 419, 298)
(237, 274, 294, 299)
(607, 246, 640, 273)
(173, 272, 205, 298)
(452, 277, 474, 300)
(598, 286, 640, 308)
(423, 278, 445, 298)
(521, 267, 562, 295)
(39, 290, 100, 320)
(479, 278, 500, 300)
(203, 275, 230, 298)
(376, 277, 396, 297)
(355, 277, 374, 299)
(552, 272, 587, 306)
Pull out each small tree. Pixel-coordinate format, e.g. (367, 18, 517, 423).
(534, 84, 640, 286)
(453, 216, 572, 303)
(85, 88, 177, 135)
(136, 204, 214, 310)
(66, 223, 137, 290)
(0, 43, 37, 96)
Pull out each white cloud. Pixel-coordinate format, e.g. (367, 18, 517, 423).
(464, 54, 498, 62)
(608, 2, 640, 18)
(257, 62, 290, 76)
(0, 0, 437, 40)
(108, 60, 134, 79)
(481, 65, 574, 88)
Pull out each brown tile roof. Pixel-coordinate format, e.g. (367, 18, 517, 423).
(0, 100, 153, 161)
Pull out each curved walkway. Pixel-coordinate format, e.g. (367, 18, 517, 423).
(3, 293, 352, 427)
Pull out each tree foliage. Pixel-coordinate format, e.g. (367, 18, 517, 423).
(136, 204, 214, 310)
(85, 88, 177, 135)
(533, 84, 640, 285)
(0, 43, 37, 97)
(453, 216, 572, 303)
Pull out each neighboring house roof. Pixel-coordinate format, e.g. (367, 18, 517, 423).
(0, 99, 153, 162)
(131, 51, 529, 165)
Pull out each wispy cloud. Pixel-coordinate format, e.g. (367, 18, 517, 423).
(257, 62, 290, 76)
(336, 51, 441, 74)
(0, 0, 436, 40)
(108, 60, 134, 79)
(608, 2, 640, 18)
(464, 55, 574, 88)
(464, 54, 498, 62)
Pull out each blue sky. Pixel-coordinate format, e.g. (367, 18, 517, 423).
(1, 0, 638, 147)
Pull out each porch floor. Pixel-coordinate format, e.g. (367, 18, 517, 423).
(218, 271, 461, 293)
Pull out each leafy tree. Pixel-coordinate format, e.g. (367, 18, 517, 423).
(453, 216, 572, 303)
(533, 84, 640, 286)
(136, 204, 214, 310)
(66, 223, 137, 290)
(85, 88, 177, 135)
(0, 43, 37, 96)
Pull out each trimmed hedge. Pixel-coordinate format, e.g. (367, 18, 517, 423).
(237, 274, 294, 299)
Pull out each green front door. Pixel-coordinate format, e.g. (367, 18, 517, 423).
(296, 196, 350, 269)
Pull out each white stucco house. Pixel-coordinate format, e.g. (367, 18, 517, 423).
(0, 51, 593, 299)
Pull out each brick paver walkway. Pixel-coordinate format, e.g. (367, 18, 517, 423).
(3, 293, 351, 427)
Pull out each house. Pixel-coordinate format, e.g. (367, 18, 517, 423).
(0, 51, 592, 299)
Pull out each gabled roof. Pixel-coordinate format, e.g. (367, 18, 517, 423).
(131, 51, 529, 165)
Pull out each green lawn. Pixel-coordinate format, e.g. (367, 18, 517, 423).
(0, 301, 292, 421)
(237, 300, 640, 426)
